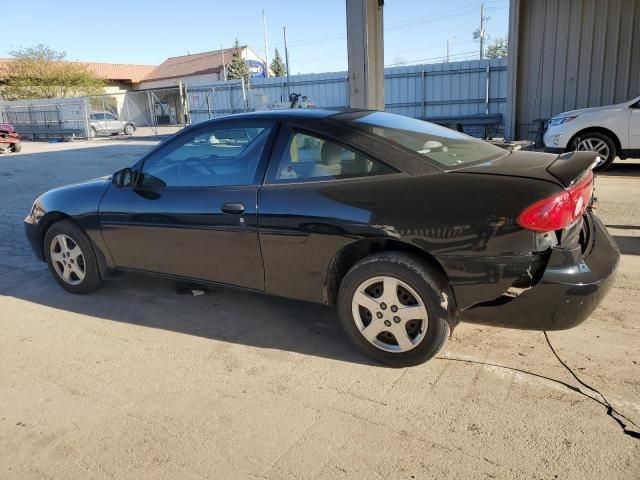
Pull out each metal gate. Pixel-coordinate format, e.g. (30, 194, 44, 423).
(185, 79, 249, 124)
(0, 99, 88, 139)
(88, 87, 183, 135)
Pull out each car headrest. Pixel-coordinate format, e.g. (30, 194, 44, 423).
(320, 141, 343, 165)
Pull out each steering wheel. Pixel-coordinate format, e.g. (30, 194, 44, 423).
(177, 157, 216, 184)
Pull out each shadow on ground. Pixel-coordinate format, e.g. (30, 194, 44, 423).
(3, 270, 374, 366)
(597, 160, 640, 177)
(612, 236, 640, 255)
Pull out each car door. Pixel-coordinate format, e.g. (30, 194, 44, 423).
(99, 118, 279, 290)
(104, 112, 123, 133)
(91, 113, 107, 134)
(257, 123, 404, 303)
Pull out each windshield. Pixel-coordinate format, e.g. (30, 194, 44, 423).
(335, 111, 507, 168)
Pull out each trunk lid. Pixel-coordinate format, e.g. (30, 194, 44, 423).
(453, 149, 597, 187)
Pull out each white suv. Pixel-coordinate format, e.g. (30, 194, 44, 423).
(544, 95, 640, 170)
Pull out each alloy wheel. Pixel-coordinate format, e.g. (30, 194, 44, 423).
(576, 137, 610, 165)
(351, 276, 428, 353)
(50, 234, 86, 285)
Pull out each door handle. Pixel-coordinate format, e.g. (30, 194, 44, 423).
(221, 202, 245, 214)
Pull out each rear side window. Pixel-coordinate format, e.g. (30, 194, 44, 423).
(272, 131, 395, 182)
(335, 111, 507, 168)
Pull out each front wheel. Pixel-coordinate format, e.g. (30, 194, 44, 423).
(124, 123, 135, 135)
(44, 219, 103, 294)
(11, 142, 22, 152)
(572, 132, 616, 171)
(337, 252, 452, 367)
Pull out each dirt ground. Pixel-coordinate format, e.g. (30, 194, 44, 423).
(0, 139, 638, 479)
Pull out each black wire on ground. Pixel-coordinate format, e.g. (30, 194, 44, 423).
(543, 331, 640, 440)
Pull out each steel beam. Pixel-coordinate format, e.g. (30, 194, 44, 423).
(346, 0, 384, 110)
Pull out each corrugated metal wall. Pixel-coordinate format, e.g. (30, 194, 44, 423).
(384, 59, 507, 118)
(510, 0, 640, 141)
(185, 58, 508, 124)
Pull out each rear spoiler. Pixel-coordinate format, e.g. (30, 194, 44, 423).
(547, 151, 598, 188)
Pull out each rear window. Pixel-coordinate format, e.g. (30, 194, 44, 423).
(335, 111, 507, 168)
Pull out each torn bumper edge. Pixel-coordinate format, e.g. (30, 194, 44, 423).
(459, 213, 620, 331)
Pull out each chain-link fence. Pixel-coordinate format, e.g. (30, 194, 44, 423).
(185, 79, 250, 123)
(0, 87, 185, 140)
(86, 87, 183, 137)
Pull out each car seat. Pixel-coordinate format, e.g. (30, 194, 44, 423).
(310, 141, 343, 177)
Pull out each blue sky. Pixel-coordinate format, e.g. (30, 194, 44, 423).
(6, 0, 509, 73)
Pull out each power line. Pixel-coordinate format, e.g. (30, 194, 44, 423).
(385, 40, 477, 56)
(385, 50, 480, 67)
(270, 2, 496, 49)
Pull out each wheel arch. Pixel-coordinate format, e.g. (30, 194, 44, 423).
(568, 127, 621, 155)
(38, 211, 71, 258)
(39, 212, 111, 279)
(323, 238, 452, 306)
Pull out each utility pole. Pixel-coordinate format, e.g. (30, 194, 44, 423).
(283, 26, 291, 98)
(262, 10, 270, 78)
(220, 44, 227, 81)
(479, 2, 487, 59)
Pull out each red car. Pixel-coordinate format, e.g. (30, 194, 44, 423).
(0, 123, 21, 153)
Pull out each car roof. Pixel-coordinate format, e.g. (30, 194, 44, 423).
(221, 108, 372, 120)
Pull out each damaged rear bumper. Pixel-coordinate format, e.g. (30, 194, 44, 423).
(459, 213, 619, 330)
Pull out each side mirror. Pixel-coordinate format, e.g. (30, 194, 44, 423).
(112, 167, 134, 187)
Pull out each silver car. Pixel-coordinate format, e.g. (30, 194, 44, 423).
(89, 112, 136, 137)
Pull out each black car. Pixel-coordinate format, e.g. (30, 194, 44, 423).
(24, 110, 619, 367)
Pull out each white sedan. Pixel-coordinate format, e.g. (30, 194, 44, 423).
(544, 95, 640, 170)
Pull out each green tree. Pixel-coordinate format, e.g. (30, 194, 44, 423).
(270, 48, 287, 77)
(226, 39, 250, 81)
(486, 37, 508, 59)
(1, 44, 106, 100)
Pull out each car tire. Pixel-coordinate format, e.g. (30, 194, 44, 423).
(89, 127, 97, 138)
(44, 219, 104, 294)
(337, 252, 452, 367)
(572, 132, 616, 171)
(11, 142, 21, 153)
(124, 123, 135, 135)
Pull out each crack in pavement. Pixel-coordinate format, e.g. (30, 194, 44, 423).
(437, 334, 640, 440)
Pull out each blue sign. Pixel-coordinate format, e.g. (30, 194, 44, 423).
(247, 59, 266, 78)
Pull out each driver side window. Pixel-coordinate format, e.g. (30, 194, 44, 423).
(139, 124, 272, 188)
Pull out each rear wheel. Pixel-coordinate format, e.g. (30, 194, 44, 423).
(337, 252, 452, 367)
(124, 123, 135, 135)
(572, 132, 616, 171)
(88, 127, 97, 138)
(44, 219, 103, 294)
(11, 142, 21, 152)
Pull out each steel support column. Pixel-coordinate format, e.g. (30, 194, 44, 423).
(346, 0, 384, 110)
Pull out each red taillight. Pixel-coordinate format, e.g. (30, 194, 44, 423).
(518, 171, 594, 232)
